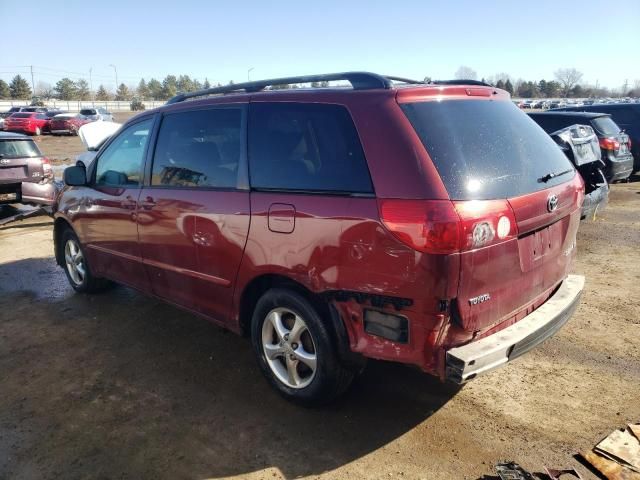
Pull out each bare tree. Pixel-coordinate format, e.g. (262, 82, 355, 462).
(554, 68, 583, 97)
(35, 81, 54, 100)
(454, 66, 477, 80)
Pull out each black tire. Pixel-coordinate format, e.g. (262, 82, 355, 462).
(60, 228, 112, 293)
(251, 288, 355, 406)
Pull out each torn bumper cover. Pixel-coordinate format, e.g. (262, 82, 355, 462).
(446, 274, 585, 383)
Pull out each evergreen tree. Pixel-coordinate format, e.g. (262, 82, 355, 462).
(0, 79, 10, 99)
(137, 79, 149, 99)
(203, 78, 211, 89)
(161, 75, 178, 99)
(504, 79, 514, 95)
(54, 78, 77, 100)
(496, 79, 505, 90)
(115, 83, 131, 101)
(76, 79, 91, 100)
(95, 85, 111, 101)
(9, 75, 32, 99)
(147, 79, 163, 100)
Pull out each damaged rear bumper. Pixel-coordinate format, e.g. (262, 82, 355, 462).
(445, 274, 585, 383)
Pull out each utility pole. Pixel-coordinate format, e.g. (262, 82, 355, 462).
(622, 78, 629, 96)
(89, 67, 94, 104)
(109, 64, 118, 93)
(29, 65, 35, 97)
(248, 67, 254, 81)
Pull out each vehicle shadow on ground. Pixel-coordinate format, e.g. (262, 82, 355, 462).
(0, 256, 461, 479)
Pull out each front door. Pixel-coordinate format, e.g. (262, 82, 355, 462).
(76, 117, 155, 292)
(137, 106, 250, 324)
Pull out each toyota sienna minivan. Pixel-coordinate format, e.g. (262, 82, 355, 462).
(54, 73, 585, 404)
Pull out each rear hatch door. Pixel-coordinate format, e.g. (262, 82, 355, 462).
(0, 139, 43, 184)
(400, 97, 582, 332)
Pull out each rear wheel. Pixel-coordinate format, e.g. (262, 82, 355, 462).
(61, 228, 112, 293)
(251, 288, 355, 406)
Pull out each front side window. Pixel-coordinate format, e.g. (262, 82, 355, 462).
(248, 103, 373, 193)
(151, 108, 242, 189)
(95, 118, 153, 186)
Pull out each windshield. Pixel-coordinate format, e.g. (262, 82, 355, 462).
(400, 99, 575, 200)
(591, 116, 621, 136)
(0, 139, 41, 158)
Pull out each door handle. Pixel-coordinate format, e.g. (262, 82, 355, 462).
(120, 195, 137, 210)
(139, 196, 156, 210)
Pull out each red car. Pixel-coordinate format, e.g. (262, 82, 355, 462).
(4, 112, 49, 136)
(49, 113, 92, 136)
(54, 72, 585, 404)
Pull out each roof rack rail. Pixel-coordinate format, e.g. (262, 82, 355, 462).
(385, 75, 427, 85)
(430, 79, 494, 87)
(166, 71, 393, 104)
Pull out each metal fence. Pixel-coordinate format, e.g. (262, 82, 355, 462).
(0, 100, 165, 112)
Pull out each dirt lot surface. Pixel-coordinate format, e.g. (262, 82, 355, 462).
(0, 179, 638, 479)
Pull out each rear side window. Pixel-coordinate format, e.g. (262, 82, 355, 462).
(591, 116, 620, 136)
(401, 100, 575, 200)
(12, 113, 32, 119)
(249, 103, 373, 194)
(151, 108, 242, 189)
(0, 140, 41, 158)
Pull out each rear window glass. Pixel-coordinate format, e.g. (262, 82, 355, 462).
(249, 103, 373, 194)
(12, 113, 33, 119)
(591, 117, 620, 136)
(80, 109, 97, 116)
(152, 108, 242, 189)
(0, 140, 41, 158)
(400, 100, 575, 200)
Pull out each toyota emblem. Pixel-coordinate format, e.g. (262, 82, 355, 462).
(547, 194, 559, 212)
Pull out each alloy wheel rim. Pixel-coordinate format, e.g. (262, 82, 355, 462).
(64, 239, 85, 286)
(261, 307, 317, 389)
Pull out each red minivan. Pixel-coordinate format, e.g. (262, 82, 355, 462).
(54, 73, 585, 404)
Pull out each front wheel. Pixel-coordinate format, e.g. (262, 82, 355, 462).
(251, 288, 355, 406)
(61, 228, 112, 293)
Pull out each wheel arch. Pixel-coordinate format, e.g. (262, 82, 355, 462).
(53, 216, 74, 266)
(237, 273, 364, 369)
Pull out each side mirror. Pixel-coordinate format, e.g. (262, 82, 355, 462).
(64, 165, 87, 186)
(75, 160, 86, 168)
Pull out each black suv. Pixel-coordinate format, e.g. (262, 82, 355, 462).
(529, 111, 633, 182)
(553, 104, 640, 172)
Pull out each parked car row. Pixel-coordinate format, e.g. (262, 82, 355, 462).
(0, 106, 114, 136)
(517, 97, 640, 110)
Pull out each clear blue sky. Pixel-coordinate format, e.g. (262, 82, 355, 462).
(1, 0, 638, 91)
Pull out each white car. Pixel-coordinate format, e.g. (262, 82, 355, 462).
(79, 107, 113, 122)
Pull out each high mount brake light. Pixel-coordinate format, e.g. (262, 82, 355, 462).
(378, 199, 518, 254)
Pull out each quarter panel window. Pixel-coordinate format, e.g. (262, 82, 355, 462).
(95, 118, 153, 187)
(151, 108, 242, 189)
(248, 103, 373, 193)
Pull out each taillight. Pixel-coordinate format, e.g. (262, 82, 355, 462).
(453, 200, 518, 250)
(599, 137, 620, 151)
(378, 199, 518, 254)
(378, 199, 460, 254)
(41, 156, 53, 179)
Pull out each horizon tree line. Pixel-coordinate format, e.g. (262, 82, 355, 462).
(0, 68, 638, 101)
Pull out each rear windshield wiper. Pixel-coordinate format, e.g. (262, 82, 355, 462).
(538, 168, 573, 183)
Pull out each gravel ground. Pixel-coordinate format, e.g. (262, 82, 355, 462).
(0, 176, 638, 480)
